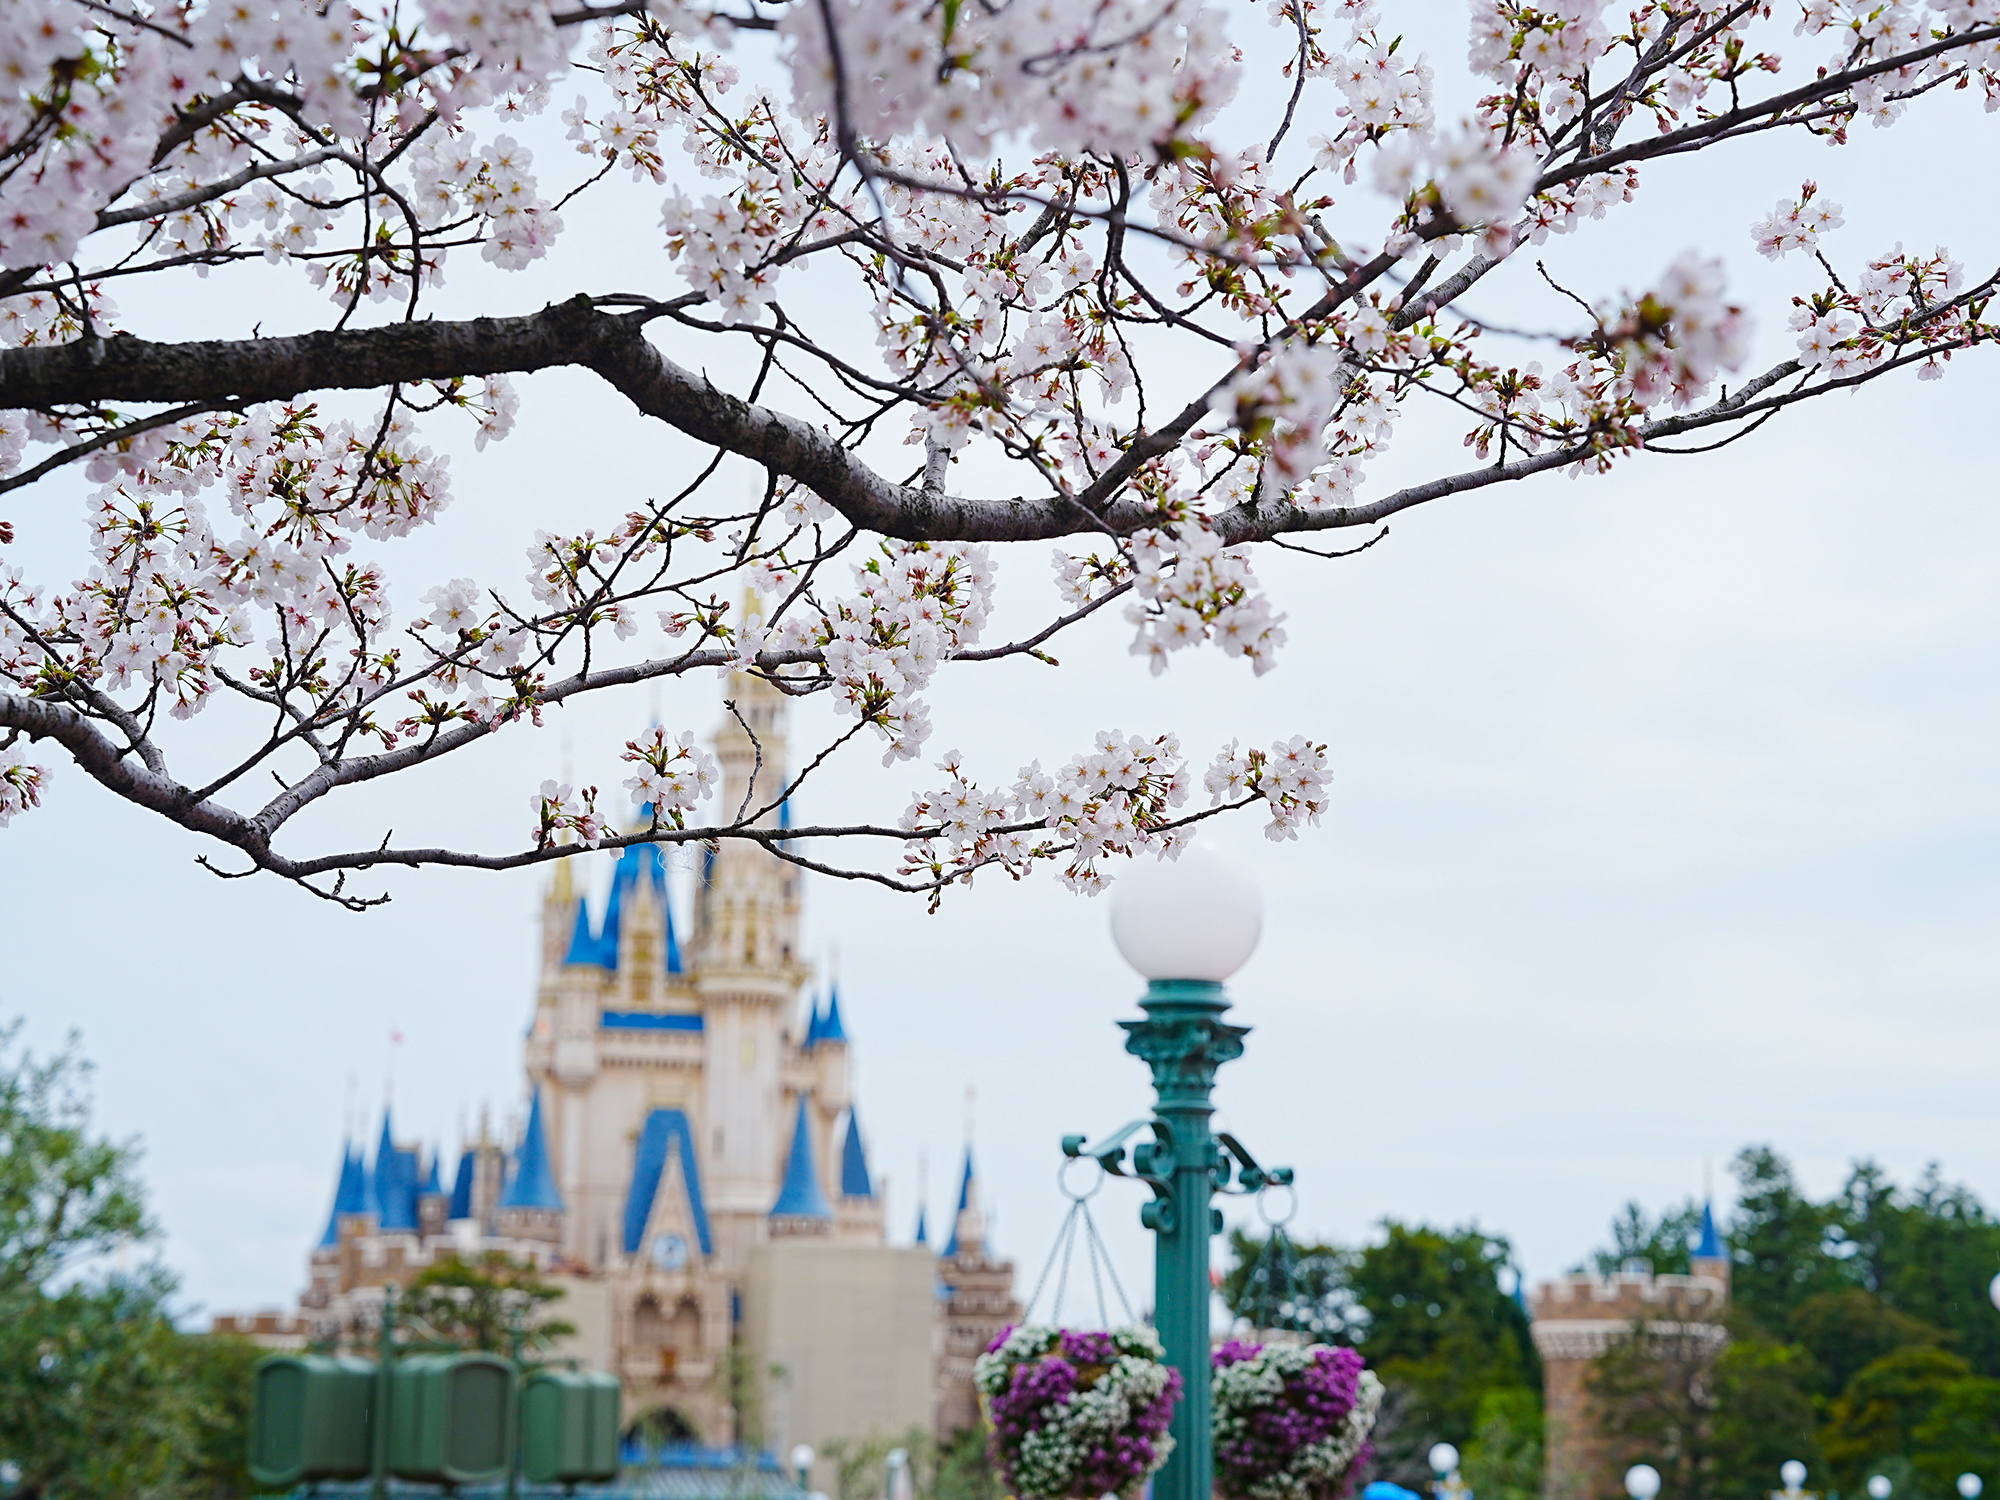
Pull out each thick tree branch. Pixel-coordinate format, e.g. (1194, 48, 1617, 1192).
(0, 298, 1169, 542)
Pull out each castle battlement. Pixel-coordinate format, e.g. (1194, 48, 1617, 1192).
(1530, 1267, 1728, 1320)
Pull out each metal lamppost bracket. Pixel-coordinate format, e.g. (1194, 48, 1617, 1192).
(1213, 1132, 1294, 1197)
(1062, 1120, 1180, 1231)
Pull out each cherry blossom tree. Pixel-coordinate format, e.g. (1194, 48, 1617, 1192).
(1, 0, 1995, 907)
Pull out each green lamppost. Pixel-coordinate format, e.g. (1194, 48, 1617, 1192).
(1065, 846, 1286, 1500)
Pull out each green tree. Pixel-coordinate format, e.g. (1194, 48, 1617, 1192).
(1587, 1201, 1705, 1278)
(929, 1425, 1000, 1500)
(1349, 1222, 1540, 1428)
(397, 1250, 577, 1356)
(1729, 1147, 1854, 1335)
(1462, 1387, 1544, 1500)
(0, 1023, 148, 1302)
(1223, 1222, 1540, 1489)
(1821, 1345, 1976, 1498)
(1909, 1374, 2000, 1500)
(0, 1269, 197, 1500)
(0, 1022, 261, 1500)
(176, 1334, 267, 1500)
(1707, 1329, 1823, 1500)
(1857, 1166, 2000, 1379)
(1790, 1289, 1948, 1403)
(1586, 1312, 1726, 1500)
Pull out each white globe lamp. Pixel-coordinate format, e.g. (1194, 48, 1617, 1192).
(1428, 1444, 1461, 1479)
(1958, 1477, 1982, 1500)
(1626, 1465, 1661, 1500)
(1989, 1270, 2000, 1312)
(791, 1445, 816, 1486)
(1110, 843, 1262, 984)
(1868, 1477, 1893, 1500)
(1781, 1462, 1807, 1492)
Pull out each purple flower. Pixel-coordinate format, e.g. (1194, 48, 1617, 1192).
(1213, 1343, 1373, 1500)
(981, 1329, 1184, 1500)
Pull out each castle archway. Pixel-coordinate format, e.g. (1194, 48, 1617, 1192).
(624, 1405, 701, 1455)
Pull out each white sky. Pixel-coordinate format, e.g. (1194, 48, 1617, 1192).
(2, 7, 1997, 1328)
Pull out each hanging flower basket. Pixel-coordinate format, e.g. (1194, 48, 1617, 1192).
(1211, 1340, 1384, 1500)
(975, 1325, 1184, 1500)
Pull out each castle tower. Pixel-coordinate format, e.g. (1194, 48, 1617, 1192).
(1531, 1207, 1729, 1500)
(695, 663, 808, 1265)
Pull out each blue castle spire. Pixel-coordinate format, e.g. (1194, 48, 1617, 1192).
(421, 1150, 442, 1196)
(1694, 1198, 1724, 1261)
(819, 987, 848, 1045)
(499, 1089, 564, 1211)
(840, 1107, 874, 1200)
(771, 1096, 834, 1220)
(914, 1204, 929, 1246)
(942, 1147, 975, 1258)
(561, 897, 595, 966)
(447, 1148, 475, 1221)
(371, 1109, 421, 1233)
(318, 1141, 366, 1248)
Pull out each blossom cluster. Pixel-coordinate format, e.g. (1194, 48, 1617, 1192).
(1124, 527, 1288, 678)
(899, 732, 1193, 896)
(975, 1325, 1183, 1500)
(532, 779, 603, 849)
(1589, 253, 1750, 413)
(780, 0, 1241, 160)
(0, 742, 44, 827)
(1753, 183, 1847, 261)
(1790, 243, 1972, 383)
(1210, 346, 1344, 488)
(621, 728, 721, 829)
(765, 542, 996, 766)
(1205, 737, 1334, 843)
(892, 723, 1329, 899)
(1211, 1341, 1385, 1500)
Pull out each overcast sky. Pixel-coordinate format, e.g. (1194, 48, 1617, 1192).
(3, 8, 1997, 1330)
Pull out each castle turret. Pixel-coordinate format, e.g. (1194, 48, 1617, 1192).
(836, 1105, 886, 1241)
(417, 1148, 449, 1238)
(496, 1088, 564, 1245)
(1531, 1252, 1729, 1500)
(942, 1149, 982, 1260)
(1689, 1198, 1731, 1292)
(371, 1110, 421, 1234)
(317, 1140, 367, 1249)
(769, 1094, 834, 1237)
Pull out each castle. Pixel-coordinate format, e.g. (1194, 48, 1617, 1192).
(216, 670, 1021, 1462)
(1529, 1205, 1731, 1500)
